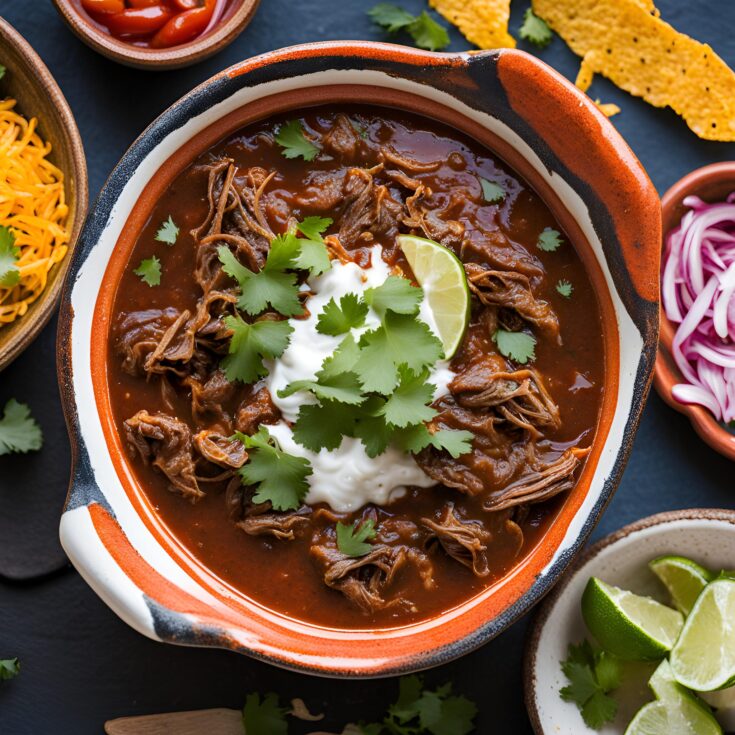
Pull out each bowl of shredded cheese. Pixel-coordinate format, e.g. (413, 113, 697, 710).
(0, 17, 87, 371)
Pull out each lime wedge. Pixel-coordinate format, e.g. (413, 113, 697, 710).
(649, 555, 714, 615)
(397, 234, 470, 359)
(671, 578, 735, 691)
(582, 577, 684, 660)
(625, 660, 722, 735)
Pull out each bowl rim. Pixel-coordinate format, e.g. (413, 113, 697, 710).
(57, 40, 660, 677)
(50, 0, 261, 70)
(523, 507, 735, 734)
(0, 17, 88, 372)
(654, 161, 735, 461)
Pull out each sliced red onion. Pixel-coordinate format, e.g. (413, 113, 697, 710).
(662, 192, 735, 424)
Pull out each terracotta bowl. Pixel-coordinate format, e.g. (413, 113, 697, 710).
(0, 18, 87, 372)
(51, 0, 260, 70)
(525, 509, 735, 734)
(57, 42, 660, 677)
(655, 162, 735, 460)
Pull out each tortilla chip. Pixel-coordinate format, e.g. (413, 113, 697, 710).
(532, 0, 735, 141)
(574, 55, 595, 92)
(430, 0, 516, 49)
(595, 100, 621, 118)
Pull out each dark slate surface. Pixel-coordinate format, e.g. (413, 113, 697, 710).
(0, 0, 733, 732)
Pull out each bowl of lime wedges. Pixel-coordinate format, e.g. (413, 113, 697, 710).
(525, 509, 735, 735)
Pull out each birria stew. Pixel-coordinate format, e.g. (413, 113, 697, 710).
(107, 106, 605, 628)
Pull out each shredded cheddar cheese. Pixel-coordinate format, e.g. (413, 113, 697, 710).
(0, 97, 69, 325)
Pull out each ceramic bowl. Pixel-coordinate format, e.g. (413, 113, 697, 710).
(57, 42, 660, 677)
(51, 0, 260, 70)
(0, 18, 87, 372)
(525, 509, 735, 734)
(655, 162, 735, 461)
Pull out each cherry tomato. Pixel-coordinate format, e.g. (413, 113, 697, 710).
(150, 3, 213, 48)
(80, 0, 125, 14)
(104, 6, 174, 37)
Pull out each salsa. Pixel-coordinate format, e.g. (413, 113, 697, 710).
(107, 106, 605, 629)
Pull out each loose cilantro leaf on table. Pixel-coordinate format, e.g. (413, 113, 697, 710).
(377, 367, 437, 428)
(242, 691, 289, 735)
(0, 226, 20, 288)
(0, 658, 20, 682)
(133, 255, 162, 287)
(537, 227, 563, 252)
(560, 640, 621, 729)
(519, 8, 553, 48)
(493, 329, 536, 364)
(155, 215, 179, 245)
(275, 120, 319, 161)
(296, 215, 332, 243)
(368, 4, 450, 51)
(221, 315, 293, 384)
(337, 519, 377, 557)
(556, 279, 573, 298)
(480, 178, 505, 204)
(317, 293, 368, 335)
(235, 427, 311, 511)
(365, 275, 423, 318)
(0, 399, 43, 455)
(280, 370, 365, 405)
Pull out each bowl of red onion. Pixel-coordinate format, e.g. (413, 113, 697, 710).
(656, 161, 735, 460)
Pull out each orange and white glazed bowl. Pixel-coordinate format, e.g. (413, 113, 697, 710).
(57, 42, 661, 677)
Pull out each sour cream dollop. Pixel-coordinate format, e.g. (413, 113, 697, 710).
(264, 246, 454, 513)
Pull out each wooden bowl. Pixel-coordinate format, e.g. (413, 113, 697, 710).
(0, 18, 87, 373)
(51, 0, 261, 70)
(654, 162, 735, 461)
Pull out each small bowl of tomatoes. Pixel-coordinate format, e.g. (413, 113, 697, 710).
(52, 0, 261, 70)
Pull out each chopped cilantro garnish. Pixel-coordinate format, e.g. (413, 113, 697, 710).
(519, 8, 553, 48)
(0, 399, 43, 455)
(364, 275, 423, 318)
(155, 215, 179, 245)
(493, 329, 536, 364)
(0, 658, 20, 682)
(556, 279, 573, 298)
(537, 227, 563, 252)
(560, 640, 621, 729)
(337, 519, 377, 557)
(275, 120, 319, 161)
(0, 226, 20, 288)
(377, 367, 437, 428)
(394, 424, 474, 459)
(221, 315, 293, 384)
(480, 178, 505, 204)
(279, 370, 365, 405)
(296, 215, 332, 242)
(241, 692, 288, 735)
(368, 4, 450, 51)
(133, 255, 161, 287)
(316, 293, 368, 335)
(235, 427, 311, 511)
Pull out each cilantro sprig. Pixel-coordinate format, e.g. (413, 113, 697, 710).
(560, 640, 621, 729)
(155, 215, 179, 246)
(0, 399, 43, 455)
(275, 120, 319, 161)
(133, 256, 162, 287)
(0, 658, 20, 682)
(337, 519, 377, 557)
(242, 692, 288, 735)
(317, 293, 368, 335)
(0, 226, 20, 288)
(222, 315, 293, 384)
(519, 8, 553, 49)
(368, 4, 450, 52)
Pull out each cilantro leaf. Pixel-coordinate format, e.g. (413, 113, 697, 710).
(0, 66, 5, 81)
(337, 519, 377, 557)
(280, 371, 365, 405)
(581, 690, 618, 730)
(242, 692, 288, 735)
(0, 658, 19, 682)
(235, 427, 311, 511)
(155, 215, 179, 245)
(537, 227, 563, 252)
(221, 315, 293, 384)
(556, 279, 573, 298)
(368, 3, 415, 32)
(519, 8, 553, 48)
(368, 4, 449, 51)
(394, 424, 473, 458)
(353, 410, 394, 458)
(316, 293, 368, 336)
(292, 400, 358, 452)
(133, 256, 161, 287)
(318, 334, 361, 379)
(480, 178, 505, 204)
(0, 226, 20, 288)
(294, 238, 331, 276)
(365, 275, 422, 318)
(493, 329, 536, 364)
(0, 399, 43, 455)
(377, 367, 436, 428)
(275, 120, 319, 161)
(296, 216, 332, 242)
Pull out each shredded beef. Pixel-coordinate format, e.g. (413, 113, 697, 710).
(238, 506, 311, 541)
(235, 386, 280, 435)
(193, 430, 247, 469)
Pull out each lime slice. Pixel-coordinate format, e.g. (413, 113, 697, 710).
(582, 577, 684, 660)
(671, 578, 735, 691)
(649, 555, 714, 615)
(625, 660, 722, 735)
(397, 234, 470, 359)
